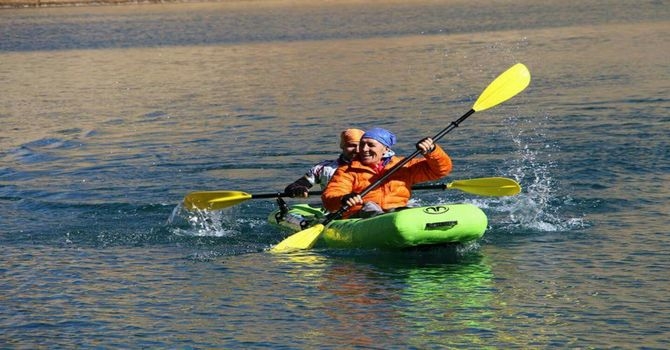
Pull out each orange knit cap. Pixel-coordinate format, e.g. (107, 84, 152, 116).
(339, 128, 365, 147)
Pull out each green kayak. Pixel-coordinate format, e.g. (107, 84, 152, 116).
(268, 203, 487, 249)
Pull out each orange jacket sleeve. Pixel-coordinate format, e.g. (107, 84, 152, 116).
(402, 144, 452, 185)
(321, 164, 359, 213)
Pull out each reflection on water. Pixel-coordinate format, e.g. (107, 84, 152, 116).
(280, 249, 502, 348)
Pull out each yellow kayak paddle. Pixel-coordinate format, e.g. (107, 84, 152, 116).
(271, 63, 531, 252)
(182, 177, 520, 211)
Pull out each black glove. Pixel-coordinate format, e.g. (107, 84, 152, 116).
(283, 177, 312, 198)
(341, 192, 359, 206)
(415, 137, 436, 154)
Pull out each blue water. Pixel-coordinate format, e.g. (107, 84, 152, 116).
(1, 0, 669, 348)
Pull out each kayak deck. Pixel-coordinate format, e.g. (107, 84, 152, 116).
(269, 203, 487, 250)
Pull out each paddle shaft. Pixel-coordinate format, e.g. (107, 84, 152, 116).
(249, 183, 449, 200)
(323, 109, 476, 225)
(244, 183, 450, 201)
(232, 186, 456, 200)
(248, 107, 472, 205)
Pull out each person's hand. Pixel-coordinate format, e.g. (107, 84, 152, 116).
(416, 137, 436, 155)
(284, 184, 309, 198)
(341, 193, 362, 207)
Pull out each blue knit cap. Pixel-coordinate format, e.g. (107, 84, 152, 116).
(362, 127, 397, 148)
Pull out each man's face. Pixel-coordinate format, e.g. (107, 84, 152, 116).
(359, 138, 387, 165)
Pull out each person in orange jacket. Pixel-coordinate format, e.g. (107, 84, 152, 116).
(322, 127, 452, 218)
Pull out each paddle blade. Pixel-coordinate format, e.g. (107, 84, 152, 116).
(473, 63, 531, 112)
(271, 224, 325, 253)
(447, 177, 521, 196)
(182, 191, 252, 211)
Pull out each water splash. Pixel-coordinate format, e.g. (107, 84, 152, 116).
(487, 115, 587, 233)
(167, 204, 243, 237)
(166, 202, 272, 241)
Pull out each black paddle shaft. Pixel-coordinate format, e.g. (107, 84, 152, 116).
(254, 183, 448, 200)
(324, 108, 476, 224)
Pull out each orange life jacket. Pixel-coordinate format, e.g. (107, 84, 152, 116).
(322, 145, 452, 217)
